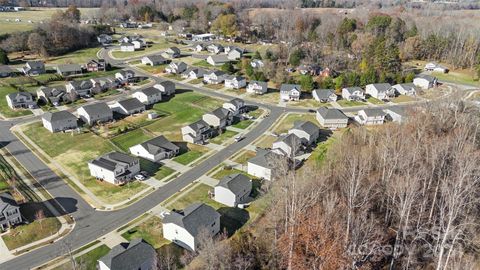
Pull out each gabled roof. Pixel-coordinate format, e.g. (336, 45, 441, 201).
(312, 89, 335, 99)
(249, 81, 267, 89)
(184, 67, 205, 76)
(26, 61, 44, 69)
(98, 239, 156, 270)
(0, 192, 19, 214)
(368, 83, 391, 93)
(144, 54, 166, 62)
(225, 75, 245, 82)
(343, 87, 363, 94)
(360, 108, 386, 117)
(56, 64, 82, 73)
(208, 107, 231, 119)
(316, 107, 348, 120)
(275, 133, 302, 148)
(166, 47, 181, 54)
(42, 110, 76, 123)
(90, 152, 138, 171)
(415, 74, 436, 82)
(291, 121, 318, 136)
(217, 173, 251, 195)
(187, 120, 210, 132)
(38, 86, 66, 97)
(170, 61, 187, 68)
(248, 149, 284, 169)
(280, 84, 301, 93)
(136, 87, 161, 97)
(139, 135, 179, 155)
(155, 81, 175, 90)
(7, 91, 32, 100)
(163, 203, 220, 237)
(208, 54, 229, 64)
(393, 83, 416, 92)
(206, 70, 225, 76)
(79, 102, 112, 116)
(69, 80, 93, 90)
(226, 98, 244, 107)
(117, 98, 145, 111)
(385, 106, 406, 116)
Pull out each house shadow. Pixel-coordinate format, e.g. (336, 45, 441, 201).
(244, 105, 259, 113)
(217, 207, 250, 237)
(318, 129, 333, 143)
(175, 88, 193, 95)
(0, 140, 11, 149)
(174, 142, 189, 155)
(19, 197, 78, 221)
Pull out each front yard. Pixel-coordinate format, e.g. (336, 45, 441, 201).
(173, 144, 209, 166)
(2, 217, 61, 250)
(111, 42, 172, 59)
(0, 86, 33, 118)
(273, 113, 318, 134)
(232, 120, 253, 129)
(121, 216, 170, 249)
(337, 99, 367, 107)
(53, 244, 111, 270)
(209, 130, 238, 145)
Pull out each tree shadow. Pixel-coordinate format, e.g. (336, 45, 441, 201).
(175, 88, 193, 95)
(19, 197, 78, 221)
(217, 207, 250, 237)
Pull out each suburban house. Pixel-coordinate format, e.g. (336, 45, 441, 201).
(153, 81, 175, 96)
(120, 42, 135, 52)
(112, 98, 146, 115)
(0, 192, 23, 231)
(6, 92, 36, 109)
(207, 43, 224, 54)
(132, 40, 146, 50)
(85, 59, 106, 72)
(194, 43, 206, 52)
(162, 203, 221, 251)
(66, 80, 93, 97)
(88, 152, 140, 185)
(163, 47, 181, 58)
(312, 89, 337, 103)
(97, 239, 156, 270)
(316, 107, 349, 129)
(355, 109, 386, 125)
(0, 65, 13, 77)
(181, 120, 212, 144)
(132, 87, 162, 105)
(97, 34, 112, 44)
(250, 59, 264, 69)
(42, 111, 78, 133)
(246, 81, 268, 94)
(392, 83, 417, 96)
(202, 107, 233, 129)
(22, 61, 45, 76)
(272, 133, 303, 157)
(115, 70, 135, 84)
(130, 135, 180, 162)
(214, 173, 252, 207)
(165, 61, 187, 74)
(288, 121, 319, 145)
(224, 75, 247, 89)
(37, 86, 66, 106)
(227, 48, 243, 60)
(365, 83, 395, 100)
(280, 84, 302, 101)
(424, 62, 449, 73)
(56, 64, 82, 77)
(247, 149, 284, 181)
(77, 102, 113, 125)
(193, 33, 216, 41)
(181, 67, 205, 79)
(298, 64, 322, 76)
(342, 87, 365, 101)
(206, 55, 230, 66)
(385, 107, 407, 123)
(414, 74, 438, 90)
(141, 55, 168, 66)
(204, 70, 226, 84)
(90, 77, 118, 92)
(222, 98, 245, 116)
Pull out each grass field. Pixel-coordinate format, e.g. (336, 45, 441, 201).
(136, 64, 168, 74)
(163, 73, 184, 81)
(232, 120, 253, 129)
(111, 42, 171, 59)
(121, 216, 169, 249)
(273, 113, 318, 134)
(53, 245, 110, 270)
(2, 217, 61, 250)
(0, 8, 100, 35)
(254, 135, 277, 148)
(209, 130, 238, 145)
(139, 159, 175, 180)
(337, 99, 367, 107)
(48, 47, 100, 64)
(367, 97, 384, 105)
(110, 129, 153, 152)
(392, 95, 416, 103)
(188, 78, 203, 84)
(0, 86, 33, 118)
(173, 150, 204, 165)
(233, 150, 256, 165)
(211, 167, 251, 180)
(166, 183, 223, 211)
(205, 84, 224, 90)
(22, 122, 147, 204)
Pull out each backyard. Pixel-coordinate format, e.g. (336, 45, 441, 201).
(121, 216, 169, 249)
(53, 244, 110, 270)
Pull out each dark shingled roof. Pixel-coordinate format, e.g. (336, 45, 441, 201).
(137, 87, 161, 97)
(361, 108, 386, 117)
(42, 110, 76, 122)
(416, 74, 436, 82)
(312, 89, 335, 99)
(117, 98, 145, 111)
(90, 152, 138, 171)
(280, 84, 301, 93)
(217, 173, 252, 195)
(292, 121, 318, 136)
(208, 54, 229, 64)
(368, 83, 391, 93)
(316, 107, 348, 120)
(343, 87, 363, 94)
(163, 203, 220, 237)
(0, 192, 19, 213)
(248, 149, 284, 168)
(140, 135, 179, 155)
(7, 92, 32, 100)
(69, 80, 93, 90)
(275, 133, 302, 148)
(226, 98, 244, 108)
(26, 61, 44, 69)
(208, 107, 231, 119)
(187, 120, 210, 132)
(98, 239, 156, 270)
(56, 64, 82, 73)
(80, 102, 112, 117)
(145, 54, 166, 62)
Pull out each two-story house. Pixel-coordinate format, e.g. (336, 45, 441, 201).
(129, 135, 180, 162)
(0, 192, 23, 231)
(214, 174, 252, 207)
(42, 111, 78, 133)
(181, 120, 212, 144)
(202, 108, 233, 129)
(88, 152, 140, 185)
(355, 109, 386, 125)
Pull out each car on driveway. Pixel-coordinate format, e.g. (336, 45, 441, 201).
(135, 174, 146, 181)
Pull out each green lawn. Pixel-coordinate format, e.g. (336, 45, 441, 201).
(173, 150, 204, 165)
(121, 216, 169, 249)
(392, 95, 416, 103)
(0, 179, 8, 192)
(209, 130, 238, 144)
(94, 89, 120, 100)
(0, 86, 33, 118)
(232, 120, 253, 129)
(22, 122, 148, 204)
(53, 245, 110, 270)
(192, 60, 211, 68)
(432, 71, 479, 87)
(255, 135, 277, 148)
(111, 42, 172, 59)
(367, 97, 384, 105)
(337, 99, 367, 107)
(206, 84, 224, 90)
(48, 47, 100, 64)
(110, 129, 153, 152)
(273, 113, 318, 134)
(2, 217, 61, 250)
(163, 74, 184, 81)
(165, 184, 223, 211)
(233, 150, 256, 165)
(139, 159, 175, 180)
(187, 78, 203, 84)
(211, 167, 251, 180)
(136, 64, 168, 74)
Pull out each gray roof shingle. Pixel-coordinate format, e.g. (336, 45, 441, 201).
(163, 203, 220, 237)
(217, 173, 251, 195)
(117, 98, 145, 111)
(140, 135, 179, 155)
(98, 239, 156, 270)
(316, 107, 348, 120)
(42, 110, 76, 123)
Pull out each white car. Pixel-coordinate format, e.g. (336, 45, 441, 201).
(134, 174, 146, 181)
(234, 136, 245, 142)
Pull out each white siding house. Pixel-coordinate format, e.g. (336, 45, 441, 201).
(88, 152, 140, 185)
(342, 87, 365, 101)
(214, 174, 252, 207)
(224, 76, 247, 89)
(246, 81, 268, 94)
(316, 107, 348, 129)
(132, 87, 162, 105)
(129, 136, 180, 162)
(354, 109, 386, 125)
(42, 111, 78, 133)
(413, 74, 438, 90)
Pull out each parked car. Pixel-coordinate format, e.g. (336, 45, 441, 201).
(135, 174, 146, 181)
(235, 136, 245, 142)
